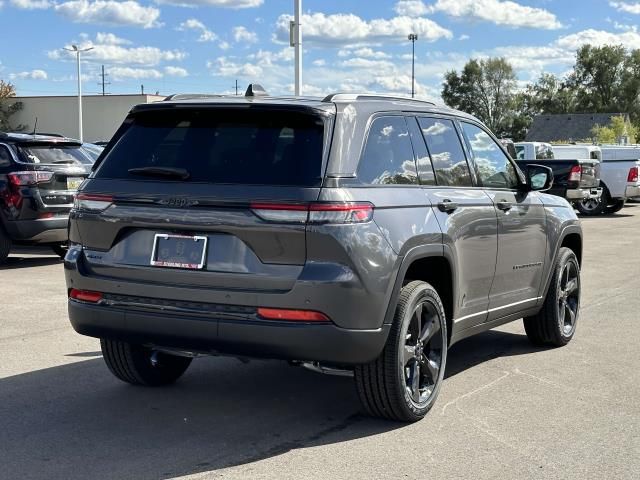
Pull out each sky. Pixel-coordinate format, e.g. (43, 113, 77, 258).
(1, 0, 640, 100)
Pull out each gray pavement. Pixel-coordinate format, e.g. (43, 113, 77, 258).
(1, 206, 639, 480)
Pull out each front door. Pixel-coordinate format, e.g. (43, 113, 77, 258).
(459, 122, 547, 320)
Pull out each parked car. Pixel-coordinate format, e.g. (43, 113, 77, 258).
(514, 141, 555, 160)
(0, 133, 92, 262)
(65, 89, 583, 422)
(553, 144, 640, 215)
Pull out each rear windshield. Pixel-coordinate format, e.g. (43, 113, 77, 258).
(18, 145, 93, 165)
(94, 108, 326, 186)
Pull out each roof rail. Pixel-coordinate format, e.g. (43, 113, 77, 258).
(322, 93, 435, 106)
(163, 93, 226, 101)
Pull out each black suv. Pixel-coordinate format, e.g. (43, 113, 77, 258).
(65, 90, 583, 422)
(0, 133, 93, 261)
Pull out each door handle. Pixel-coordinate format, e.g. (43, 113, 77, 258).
(496, 200, 512, 211)
(437, 200, 458, 213)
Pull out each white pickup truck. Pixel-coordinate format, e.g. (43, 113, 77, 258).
(553, 144, 640, 215)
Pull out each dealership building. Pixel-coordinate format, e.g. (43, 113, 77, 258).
(7, 94, 165, 142)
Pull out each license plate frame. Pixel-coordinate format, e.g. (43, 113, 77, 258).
(150, 234, 208, 270)
(67, 177, 84, 190)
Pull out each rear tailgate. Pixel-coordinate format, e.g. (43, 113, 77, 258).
(577, 159, 600, 189)
(72, 105, 333, 292)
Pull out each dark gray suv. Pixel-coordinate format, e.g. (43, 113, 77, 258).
(65, 90, 582, 422)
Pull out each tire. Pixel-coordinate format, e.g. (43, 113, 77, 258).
(604, 199, 625, 214)
(354, 281, 448, 422)
(523, 247, 580, 347)
(0, 226, 11, 264)
(51, 244, 68, 259)
(100, 339, 192, 386)
(576, 189, 608, 216)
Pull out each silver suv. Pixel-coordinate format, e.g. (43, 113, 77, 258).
(65, 89, 582, 422)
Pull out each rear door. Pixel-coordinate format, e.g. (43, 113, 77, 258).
(459, 121, 547, 319)
(417, 116, 498, 330)
(73, 105, 330, 292)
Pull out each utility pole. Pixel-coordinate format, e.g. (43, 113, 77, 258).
(98, 65, 110, 96)
(235, 79, 239, 95)
(408, 33, 418, 98)
(64, 44, 93, 142)
(290, 0, 302, 96)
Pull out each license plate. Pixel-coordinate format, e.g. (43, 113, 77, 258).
(67, 177, 84, 190)
(150, 234, 208, 270)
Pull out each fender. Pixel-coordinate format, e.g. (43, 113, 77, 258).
(539, 223, 582, 301)
(382, 244, 457, 325)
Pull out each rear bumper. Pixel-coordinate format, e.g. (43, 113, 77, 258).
(68, 299, 390, 365)
(3, 217, 68, 243)
(625, 185, 640, 199)
(566, 187, 602, 201)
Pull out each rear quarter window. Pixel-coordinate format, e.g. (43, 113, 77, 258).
(94, 108, 326, 186)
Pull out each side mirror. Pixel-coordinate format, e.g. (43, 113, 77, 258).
(522, 164, 554, 192)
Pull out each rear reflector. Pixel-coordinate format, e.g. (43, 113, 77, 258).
(628, 166, 639, 183)
(74, 193, 113, 212)
(69, 289, 103, 303)
(568, 165, 582, 183)
(257, 307, 330, 322)
(250, 202, 374, 224)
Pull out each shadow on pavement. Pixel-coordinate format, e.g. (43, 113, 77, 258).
(0, 255, 62, 270)
(0, 329, 543, 480)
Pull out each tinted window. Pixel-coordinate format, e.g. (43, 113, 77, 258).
(417, 117, 472, 187)
(17, 145, 93, 165)
(358, 116, 418, 185)
(407, 117, 435, 185)
(95, 109, 325, 186)
(0, 145, 11, 167)
(461, 123, 519, 189)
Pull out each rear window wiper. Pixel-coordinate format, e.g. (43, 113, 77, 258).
(128, 166, 190, 180)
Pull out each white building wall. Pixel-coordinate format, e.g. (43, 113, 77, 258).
(8, 94, 165, 142)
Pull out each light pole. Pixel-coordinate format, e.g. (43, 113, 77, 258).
(64, 44, 93, 142)
(290, 0, 302, 96)
(408, 33, 418, 98)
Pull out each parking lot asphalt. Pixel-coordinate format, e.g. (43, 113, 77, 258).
(1, 206, 639, 480)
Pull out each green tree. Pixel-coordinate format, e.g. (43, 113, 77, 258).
(442, 58, 517, 135)
(0, 80, 24, 132)
(591, 115, 637, 143)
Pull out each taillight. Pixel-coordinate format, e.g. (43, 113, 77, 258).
(628, 166, 639, 183)
(257, 307, 330, 323)
(250, 202, 374, 224)
(74, 193, 113, 212)
(69, 289, 103, 303)
(8, 171, 54, 186)
(568, 165, 582, 183)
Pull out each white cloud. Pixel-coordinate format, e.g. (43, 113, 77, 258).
(610, 1, 640, 14)
(218, 41, 230, 50)
(9, 69, 48, 80)
(429, 0, 562, 29)
(109, 67, 163, 80)
(338, 47, 391, 59)
(233, 26, 258, 43)
(154, 0, 262, 8)
(394, 0, 429, 16)
(556, 28, 640, 50)
(209, 57, 263, 77)
(459, 34, 470, 41)
(49, 34, 187, 66)
(248, 47, 293, 66)
(55, 0, 161, 28)
(164, 66, 188, 77)
(95, 32, 132, 45)
(178, 18, 217, 42)
(10, 0, 50, 9)
(312, 59, 326, 66)
(340, 58, 395, 70)
(275, 12, 452, 45)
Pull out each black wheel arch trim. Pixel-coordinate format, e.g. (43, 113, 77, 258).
(540, 223, 582, 301)
(382, 244, 457, 327)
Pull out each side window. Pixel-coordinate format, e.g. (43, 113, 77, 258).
(0, 145, 12, 168)
(417, 117, 472, 187)
(406, 117, 435, 185)
(358, 116, 418, 185)
(461, 122, 520, 189)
